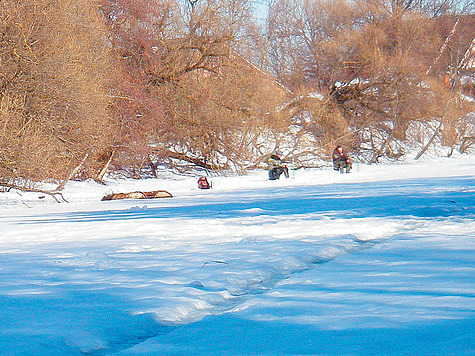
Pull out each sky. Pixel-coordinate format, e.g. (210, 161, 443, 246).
(0, 155, 474, 355)
(252, 0, 268, 21)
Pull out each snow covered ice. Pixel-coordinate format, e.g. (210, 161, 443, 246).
(0, 156, 474, 355)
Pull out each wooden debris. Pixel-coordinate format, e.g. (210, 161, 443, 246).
(101, 190, 173, 201)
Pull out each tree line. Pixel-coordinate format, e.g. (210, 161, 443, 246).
(0, 0, 473, 192)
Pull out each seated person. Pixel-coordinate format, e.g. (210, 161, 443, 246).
(268, 152, 289, 180)
(332, 145, 352, 173)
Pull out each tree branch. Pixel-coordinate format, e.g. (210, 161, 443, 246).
(55, 153, 89, 192)
(1, 183, 68, 203)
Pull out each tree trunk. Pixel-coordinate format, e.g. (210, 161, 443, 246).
(55, 153, 89, 192)
(426, 18, 459, 75)
(371, 126, 396, 163)
(164, 150, 223, 170)
(447, 146, 454, 157)
(414, 122, 442, 160)
(95, 151, 114, 183)
(148, 155, 158, 178)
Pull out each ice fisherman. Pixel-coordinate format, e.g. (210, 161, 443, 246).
(332, 145, 352, 173)
(267, 151, 289, 180)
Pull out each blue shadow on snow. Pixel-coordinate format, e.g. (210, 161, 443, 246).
(19, 176, 475, 224)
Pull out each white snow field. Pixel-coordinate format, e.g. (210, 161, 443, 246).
(0, 156, 474, 355)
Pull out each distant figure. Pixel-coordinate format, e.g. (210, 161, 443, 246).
(267, 152, 289, 180)
(332, 145, 352, 173)
(198, 176, 211, 189)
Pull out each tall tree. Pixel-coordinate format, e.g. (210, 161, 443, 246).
(0, 0, 116, 188)
(101, 0, 290, 173)
(265, 0, 474, 162)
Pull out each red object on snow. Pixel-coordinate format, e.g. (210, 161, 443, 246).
(198, 176, 211, 189)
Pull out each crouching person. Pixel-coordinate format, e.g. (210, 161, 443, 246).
(197, 176, 211, 189)
(267, 152, 289, 180)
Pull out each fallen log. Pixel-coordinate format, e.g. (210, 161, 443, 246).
(101, 190, 173, 201)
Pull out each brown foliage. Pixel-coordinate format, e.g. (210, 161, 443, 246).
(266, 0, 474, 162)
(100, 0, 290, 174)
(1, 0, 473, 190)
(0, 0, 116, 186)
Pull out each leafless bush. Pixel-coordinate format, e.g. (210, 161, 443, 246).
(0, 0, 116, 189)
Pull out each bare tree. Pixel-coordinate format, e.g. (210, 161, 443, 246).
(101, 0, 292, 173)
(0, 0, 116, 191)
(264, 0, 474, 162)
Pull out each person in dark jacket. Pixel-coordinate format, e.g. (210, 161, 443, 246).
(332, 145, 352, 173)
(267, 152, 289, 180)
